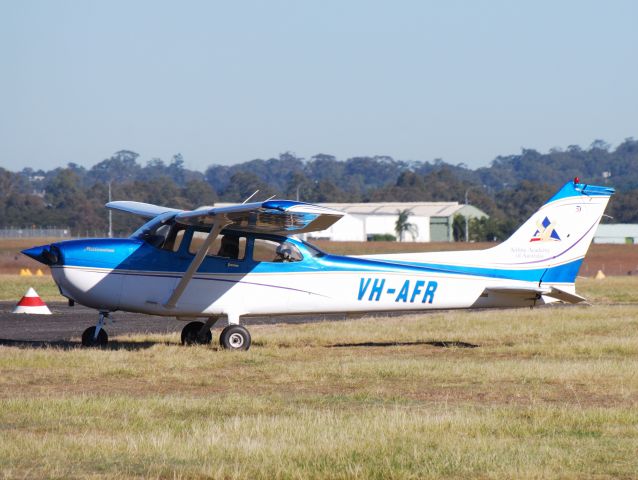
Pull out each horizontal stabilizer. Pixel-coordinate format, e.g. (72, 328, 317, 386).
(485, 286, 586, 304)
(546, 287, 587, 304)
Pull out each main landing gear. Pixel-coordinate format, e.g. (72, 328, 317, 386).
(180, 318, 251, 351)
(219, 325, 251, 351)
(181, 320, 214, 345)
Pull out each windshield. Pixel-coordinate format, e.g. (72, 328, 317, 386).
(130, 213, 179, 247)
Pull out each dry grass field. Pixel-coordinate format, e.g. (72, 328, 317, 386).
(1, 238, 637, 478)
(0, 280, 637, 478)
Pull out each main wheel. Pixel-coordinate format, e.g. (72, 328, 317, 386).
(181, 321, 213, 345)
(81, 326, 108, 347)
(220, 325, 251, 351)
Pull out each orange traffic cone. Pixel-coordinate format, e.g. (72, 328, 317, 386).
(12, 288, 52, 315)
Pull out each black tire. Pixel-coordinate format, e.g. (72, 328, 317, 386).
(81, 326, 108, 347)
(220, 325, 251, 351)
(181, 321, 213, 345)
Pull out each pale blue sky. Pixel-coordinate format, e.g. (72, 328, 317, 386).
(1, 0, 636, 171)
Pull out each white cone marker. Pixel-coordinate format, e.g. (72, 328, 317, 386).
(12, 287, 52, 315)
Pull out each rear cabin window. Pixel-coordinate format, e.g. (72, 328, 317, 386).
(253, 239, 302, 263)
(188, 232, 246, 260)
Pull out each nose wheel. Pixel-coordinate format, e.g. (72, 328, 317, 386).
(220, 325, 251, 351)
(81, 312, 110, 347)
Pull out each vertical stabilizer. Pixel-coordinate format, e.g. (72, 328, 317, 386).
(484, 180, 614, 283)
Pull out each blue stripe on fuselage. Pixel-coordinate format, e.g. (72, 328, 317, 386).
(50, 237, 583, 284)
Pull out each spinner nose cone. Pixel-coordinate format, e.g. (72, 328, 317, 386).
(22, 245, 46, 261)
(21, 245, 59, 265)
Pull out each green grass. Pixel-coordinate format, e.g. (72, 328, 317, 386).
(1, 298, 637, 478)
(0, 274, 65, 302)
(577, 276, 638, 303)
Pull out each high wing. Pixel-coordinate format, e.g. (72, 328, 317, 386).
(173, 200, 344, 235)
(107, 199, 344, 235)
(106, 201, 181, 218)
(484, 286, 587, 304)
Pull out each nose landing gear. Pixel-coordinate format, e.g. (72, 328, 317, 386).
(81, 311, 110, 347)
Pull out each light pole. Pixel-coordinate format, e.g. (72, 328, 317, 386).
(464, 188, 471, 242)
(108, 181, 113, 238)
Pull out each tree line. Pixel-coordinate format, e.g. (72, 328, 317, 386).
(1, 138, 636, 240)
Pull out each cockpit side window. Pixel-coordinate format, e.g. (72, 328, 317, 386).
(162, 224, 187, 252)
(188, 231, 246, 260)
(253, 238, 302, 263)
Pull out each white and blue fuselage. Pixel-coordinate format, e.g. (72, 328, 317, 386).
(23, 180, 614, 347)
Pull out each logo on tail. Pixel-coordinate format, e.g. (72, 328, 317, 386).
(530, 216, 561, 242)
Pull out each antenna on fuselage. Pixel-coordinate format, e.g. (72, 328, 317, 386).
(264, 194, 276, 201)
(242, 190, 259, 204)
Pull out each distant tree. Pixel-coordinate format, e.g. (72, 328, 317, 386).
(0, 168, 23, 199)
(285, 171, 311, 201)
(590, 139, 611, 151)
(395, 209, 418, 242)
(606, 190, 638, 223)
(44, 169, 100, 231)
(468, 216, 509, 242)
(137, 177, 182, 207)
(308, 179, 349, 203)
(141, 158, 167, 180)
(452, 214, 466, 242)
(167, 153, 186, 185)
(89, 150, 141, 184)
(369, 233, 396, 241)
(182, 179, 217, 208)
(4, 138, 638, 234)
(221, 171, 278, 202)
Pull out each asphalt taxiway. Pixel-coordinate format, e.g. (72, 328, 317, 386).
(0, 301, 344, 345)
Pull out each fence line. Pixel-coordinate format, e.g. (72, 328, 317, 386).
(0, 228, 73, 238)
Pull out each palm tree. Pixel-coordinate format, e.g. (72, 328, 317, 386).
(395, 209, 418, 242)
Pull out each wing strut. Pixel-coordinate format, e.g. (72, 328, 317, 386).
(164, 220, 231, 309)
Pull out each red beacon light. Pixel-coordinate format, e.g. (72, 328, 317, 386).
(574, 177, 580, 184)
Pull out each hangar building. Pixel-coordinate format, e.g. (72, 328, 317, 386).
(593, 224, 638, 244)
(307, 202, 488, 242)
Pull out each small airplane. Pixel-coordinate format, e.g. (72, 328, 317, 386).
(23, 178, 614, 350)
